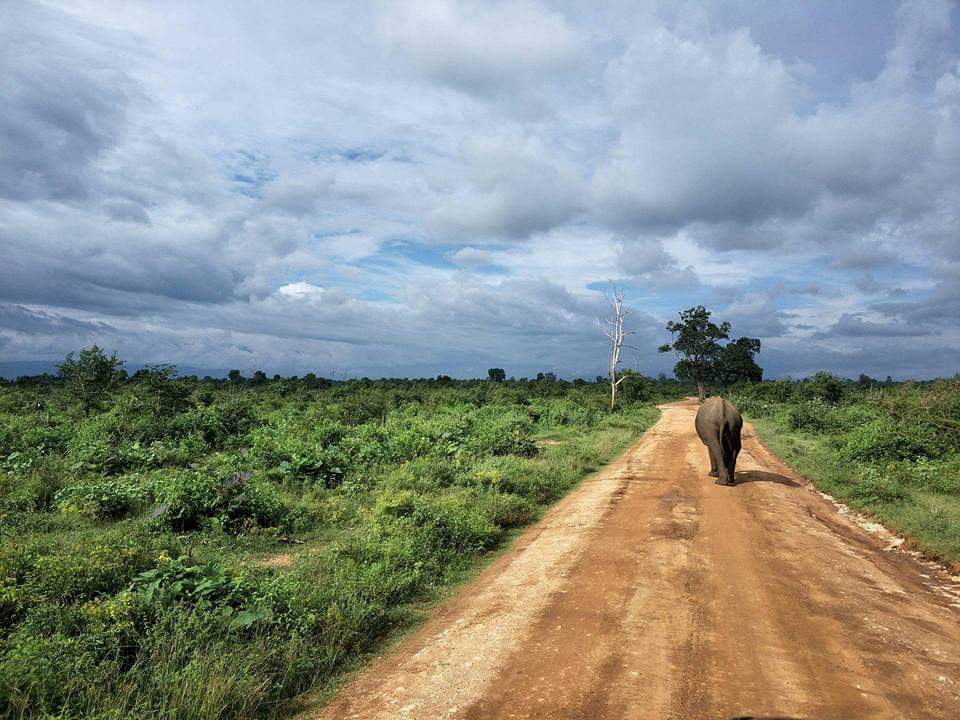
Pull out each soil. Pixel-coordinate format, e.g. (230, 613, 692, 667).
(306, 399, 960, 720)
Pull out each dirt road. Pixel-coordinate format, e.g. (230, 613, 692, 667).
(312, 400, 960, 720)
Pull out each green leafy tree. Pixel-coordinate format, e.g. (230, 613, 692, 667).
(251, 370, 268, 385)
(806, 371, 844, 404)
(658, 306, 730, 402)
(716, 337, 763, 385)
(134, 364, 189, 414)
(58, 345, 125, 415)
(227, 369, 243, 383)
(617, 369, 651, 403)
(487, 368, 506, 383)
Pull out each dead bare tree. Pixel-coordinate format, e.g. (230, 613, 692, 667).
(598, 284, 634, 412)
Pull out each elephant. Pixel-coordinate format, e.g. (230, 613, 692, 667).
(694, 396, 743, 486)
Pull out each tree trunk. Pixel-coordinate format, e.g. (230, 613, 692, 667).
(697, 380, 706, 404)
(599, 285, 633, 413)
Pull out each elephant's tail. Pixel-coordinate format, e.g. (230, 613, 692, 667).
(720, 420, 737, 464)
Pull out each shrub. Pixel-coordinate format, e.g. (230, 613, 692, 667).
(477, 492, 537, 529)
(786, 402, 829, 433)
(0, 527, 173, 627)
(464, 407, 537, 457)
(248, 417, 347, 487)
(880, 458, 959, 494)
(803, 372, 845, 404)
(0, 457, 70, 513)
(54, 479, 146, 520)
(528, 398, 600, 427)
(0, 630, 117, 717)
(839, 419, 945, 462)
(471, 456, 560, 504)
(129, 557, 270, 628)
(374, 488, 501, 553)
(150, 470, 288, 532)
(845, 465, 908, 505)
(0, 415, 68, 461)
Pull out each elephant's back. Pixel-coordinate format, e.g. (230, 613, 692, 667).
(694, 396, 724, 436)
(696, 396, 741, 428)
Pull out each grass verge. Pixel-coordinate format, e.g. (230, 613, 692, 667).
(749, 414, 960, 566)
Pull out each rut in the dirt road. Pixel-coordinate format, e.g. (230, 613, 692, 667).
(307, 400, 960, 720)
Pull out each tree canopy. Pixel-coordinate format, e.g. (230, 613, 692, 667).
(658, 306, 762, 399)
(57, 345, 125, 415)
(487, 368, 506, 382)
(716, 337, 763, 385)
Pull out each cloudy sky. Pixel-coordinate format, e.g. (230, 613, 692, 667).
(1, 0, 959, 379)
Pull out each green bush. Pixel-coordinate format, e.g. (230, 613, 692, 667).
(248, 417, 347, 487)
(803, 372, 845, 404)
(374, 488, 501, 553)
(150, 470, 288, 532)
(0, 630, 117, 717)
(0, 527, 173, 628)
(0, 458, 70, 513)
(529, 398, 601, 427)
(845, 465, 908, 505)
(129, 557, 271, 628)
(839, 419, 945, 462)
(786, 401, 829, 433)
(476, 491, 537, 529)
(54, 479, 146, 520)
(463, 407, 537, 457)
(0, 365, 669, 719)
(876, 457, 960, 495)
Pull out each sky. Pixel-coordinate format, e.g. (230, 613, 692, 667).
(1, 0, 959, 380)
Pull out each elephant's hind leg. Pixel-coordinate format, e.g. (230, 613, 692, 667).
(724, 425, 742, 482)
(707, 435, 731, 485)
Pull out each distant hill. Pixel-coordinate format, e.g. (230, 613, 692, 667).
(0, 361, 59, 379)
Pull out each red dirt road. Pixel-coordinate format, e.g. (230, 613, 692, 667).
(311, 400, 960, 720)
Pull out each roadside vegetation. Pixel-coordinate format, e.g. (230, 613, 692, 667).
(728, 374, 960, 565)
(0, 348, 679, 719)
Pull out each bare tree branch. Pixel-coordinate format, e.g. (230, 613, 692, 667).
(599, 282, 631, 412)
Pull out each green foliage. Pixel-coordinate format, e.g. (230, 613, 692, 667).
(151, 470, 288, 532)
(804, 371, 845, 404)
(54, 479, 146, 520)
(128, 556, 271, 630)
(487, 367, 506, 382)
(58, 345, 125, 415)
(839, 418, 946, 462)
(615, 370, 652, 404)
(659, 305, 731, 390)
(786, 401, 830, 433)
(132, 364, 190, 415)
(716, 337, 763, 384)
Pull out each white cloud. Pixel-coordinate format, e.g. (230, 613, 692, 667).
(378, 0, 584, 97)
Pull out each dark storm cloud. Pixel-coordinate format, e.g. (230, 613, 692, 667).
(0, 2, 134, 201)
(0, 304, 114, 335)
(821, 313, 934, 338)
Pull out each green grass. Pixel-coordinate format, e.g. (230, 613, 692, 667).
(0, 374, 666, 719)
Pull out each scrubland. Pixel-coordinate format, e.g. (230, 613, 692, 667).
(0, 370, 671, 719)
